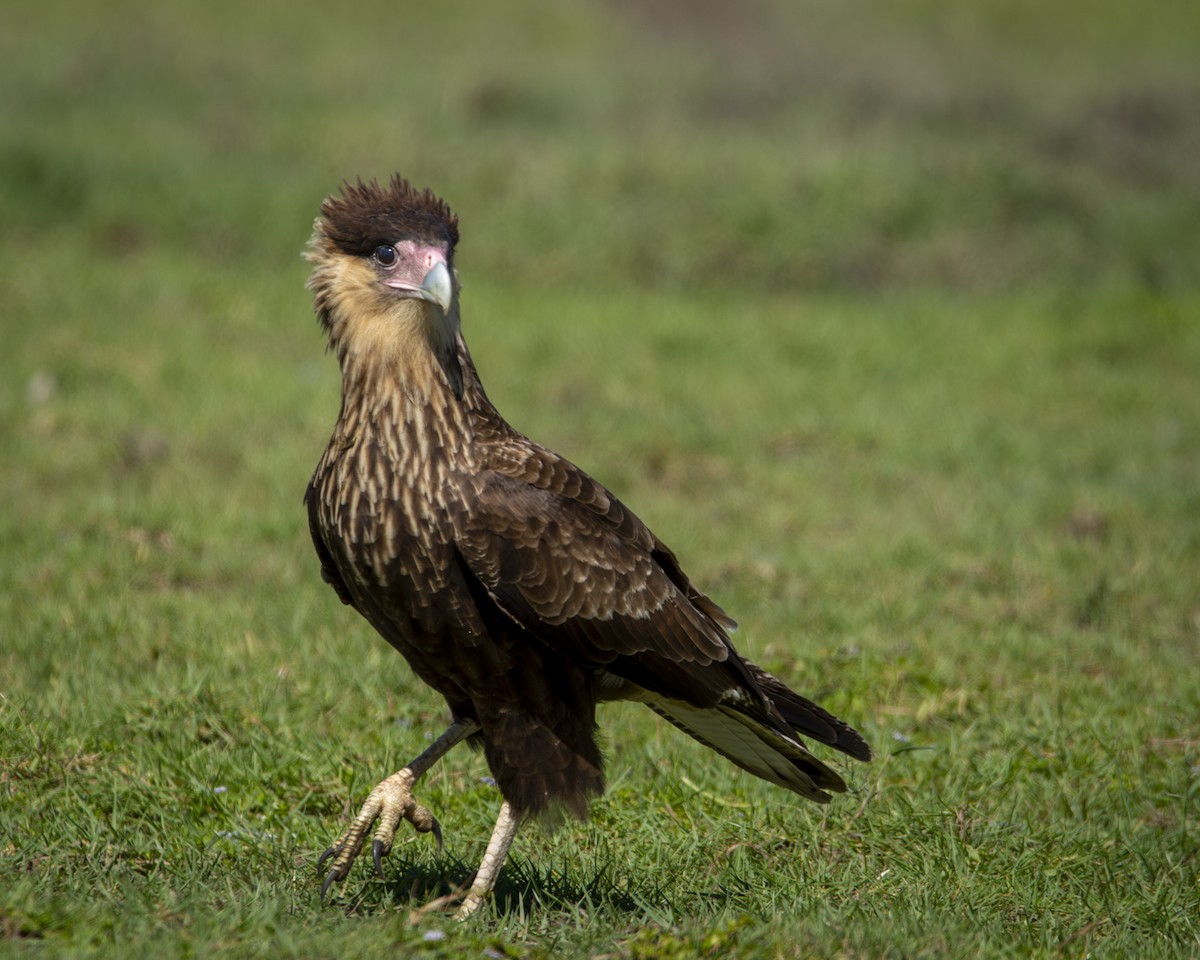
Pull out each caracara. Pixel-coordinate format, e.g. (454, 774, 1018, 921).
(305, 176, 870, 918)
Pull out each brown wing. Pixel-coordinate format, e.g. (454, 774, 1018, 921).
(458, 425, 870, 763)
(454, 430, 770, 711)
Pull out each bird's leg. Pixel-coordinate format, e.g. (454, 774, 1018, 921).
(454, 799, 520, 920)
(319, 717, 480, 899)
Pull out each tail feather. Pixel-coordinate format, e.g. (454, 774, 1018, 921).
(639, 655, 870, 802)
(745, 661, 873, 762)
(645, 697, 846, 803)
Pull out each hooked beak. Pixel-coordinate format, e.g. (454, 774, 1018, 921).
(383, 260, 453, 314)
(416, 260, 453, 313)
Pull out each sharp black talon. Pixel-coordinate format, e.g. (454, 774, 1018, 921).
(430, 816, 443, 853)
(320, 869, 339, 903)
(372, 838, 386, 879)
(316, 846, 337, 873)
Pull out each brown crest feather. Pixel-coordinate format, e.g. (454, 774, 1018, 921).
(317, 175, 459, 255)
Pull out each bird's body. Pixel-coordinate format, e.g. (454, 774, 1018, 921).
(307, 342, 611, 816)
(305, 177, 869, 915)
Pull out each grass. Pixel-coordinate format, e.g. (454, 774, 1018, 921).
(2, 0, 1199, 956)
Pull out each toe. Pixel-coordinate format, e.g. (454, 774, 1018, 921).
(320, 868, 341, 903)
(406, 801, 439, 835)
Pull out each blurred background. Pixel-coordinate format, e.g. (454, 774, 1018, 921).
(5, 0, 1198, 545)
(2, 0, 1198, 951)
(5, 0, 1198, 295)
(5, 0, 1198, 635)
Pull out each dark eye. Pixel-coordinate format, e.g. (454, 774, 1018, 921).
(373, 244, 397, 267)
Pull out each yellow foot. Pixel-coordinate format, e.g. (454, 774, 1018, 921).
(455, 799, 518, 921)
(402, 800, 520, 922)
(318, 769, 441, 899)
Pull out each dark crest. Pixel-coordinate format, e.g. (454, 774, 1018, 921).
(318, 175, 459, 256)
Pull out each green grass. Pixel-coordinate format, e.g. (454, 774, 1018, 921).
(3, 0, 1199, 956)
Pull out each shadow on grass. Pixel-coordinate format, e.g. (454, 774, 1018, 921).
(329, 850, 682, 920)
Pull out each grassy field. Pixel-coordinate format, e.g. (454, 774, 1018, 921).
(3, 0, 1199, 956)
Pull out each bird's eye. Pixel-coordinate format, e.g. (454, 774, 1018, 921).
(373, 244, 398, 267)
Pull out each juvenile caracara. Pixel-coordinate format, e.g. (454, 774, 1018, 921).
(305, 176, 870, 918)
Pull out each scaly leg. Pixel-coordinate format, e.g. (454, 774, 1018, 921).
(455, 799, 520, 920)
(319, 718, 480, 899)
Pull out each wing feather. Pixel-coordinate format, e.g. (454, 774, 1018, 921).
(457, 466, 732, 666)
(456, 418, 868, 774)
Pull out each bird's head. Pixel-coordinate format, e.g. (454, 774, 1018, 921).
(307, 176, 463, 394)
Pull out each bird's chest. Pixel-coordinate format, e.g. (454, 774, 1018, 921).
(315, 412, 473, 592)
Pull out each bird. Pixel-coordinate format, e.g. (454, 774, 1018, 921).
(304, 175, 871, 918)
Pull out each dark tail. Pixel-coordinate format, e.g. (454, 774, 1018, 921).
(744, 660, 872, 762)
